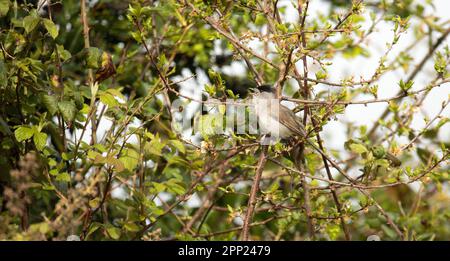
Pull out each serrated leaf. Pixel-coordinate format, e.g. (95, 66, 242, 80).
(86, 222, 102, 238)
(169, 140, 185, 154)
(86, 47, 102, 69)
(119, 148, 139, 172)
(152, 182, 166, 193)
(374, 159, 390, 168)
(254, 14, 266, 26)
(315, 70, 327, 80)
(124, 222, 140, 232)
(89, 198, 101, 209)
(49, 169, 58, 176)
(23, 14, 40, 33)
(267, 181, 280, 193)
(99, 92, 118, 107)
(106, 88, 125, 100)
(56, 172, 71, 182)
(42, 183, 55, 190)
(306, 152, 322, 174)
(157, 53, 167, 69)
(33, 132, 47, 151)
(43, 18, 58, 39)
(0, 60, 6, 88)
(399, 79, 414, 92)
(105, 225, 121, 240)
(87, 150, 101, 160)
(14, 126, 34, 142)
(0, 0, 9, 17)
(58, 101, 77, 122)
(349, 143, 368, 154)
(372, 146, 386, 158)
(145, 138, 166, 156)
(41, 94, 58, 115)
(56, 44, 71, 61)
(167, 179, 186, 195)
(106, 156, 125, 172)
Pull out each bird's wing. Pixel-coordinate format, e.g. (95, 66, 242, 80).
(278, 104, 307, 137)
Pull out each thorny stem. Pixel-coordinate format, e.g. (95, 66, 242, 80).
(295, 0, 315, 240)
(241, 146, 268, 241)
(80, 0, 97, 146)
(367, 27, 450, 140)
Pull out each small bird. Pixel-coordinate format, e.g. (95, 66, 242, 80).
(249, 84, 400, 172)
(250, 84, 308, 140)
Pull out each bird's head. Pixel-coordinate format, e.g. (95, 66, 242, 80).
(248, 84, 277, 95)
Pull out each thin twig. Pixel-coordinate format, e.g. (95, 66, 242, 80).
(241, 146, 268, 240)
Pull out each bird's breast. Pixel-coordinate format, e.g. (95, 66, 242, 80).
(252, 97, 292, 139)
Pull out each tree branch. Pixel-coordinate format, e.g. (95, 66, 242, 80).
(241, 146, 268, 241)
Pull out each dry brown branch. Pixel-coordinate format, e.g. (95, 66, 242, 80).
(241, 146, 268, 240)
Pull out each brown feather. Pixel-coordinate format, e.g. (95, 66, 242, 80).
(278, 104, 307, 137)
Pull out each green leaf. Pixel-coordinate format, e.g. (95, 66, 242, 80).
(124, 222, 140, 232)
(167, 179, 186, 195)
(157, 53, 167, 69)
(41, 94, 59, 115)
(89, 198, 101, 209)
(372, 146, 386, 158)
(130, 31, 142, 43)
(43, 18, 58, 39)
(315, 70, 328, 80)
(254, 14, 266, 26)
(87, 150, 99, 159)
(86, 47, 102, 69)
(56, 44, 72, 61)
(56, 172, 71, 182)
(145, 137, 166, 156)
(42, 183, 55, 191)
(152, 182, 166, 193)
(33, 132, 47, 151)
(276, 23, 288, 33)
(306, 152, 322, 174)
(99, 92, 118, 107)
(14, 126, 34, 142)
(62, 152, 73, 161)
(434, 51, 446, 74)
(86, 222, 102, 238)
(106, 88, 125, 100)
(398, 79, 414, 92)
(349, 143, 368, 154)
(266, 181, 280, 193)
(381, 224, 397, 239)
(0, 60, 7, 88)
(119, 148, 139, 172)
(0, 0, 9, 17)
(374, 159, 389, 168)
(105, 225, 121, 240)
(23, 14, 40, 33)
(58, 101, 77, 122)
(106, 156, 125, 172)
(169, 140, 185, 154)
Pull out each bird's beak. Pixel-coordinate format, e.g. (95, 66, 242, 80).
(248, 88, 257, 94)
